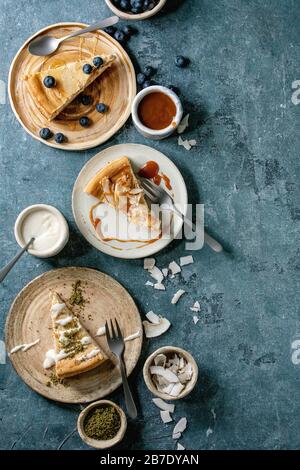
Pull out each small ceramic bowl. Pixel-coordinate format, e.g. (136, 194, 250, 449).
(143, 346, 198, 400)
(14, 204, 69, 258)
(132, 85, 183, 140)
(105, 0, 167, 21)
(77, 400, 127, 449)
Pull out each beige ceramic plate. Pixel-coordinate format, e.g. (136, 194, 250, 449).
(8, 23, 136, 151)
(5, 267, 143, 403)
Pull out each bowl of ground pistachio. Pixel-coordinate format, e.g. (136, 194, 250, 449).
(77, 400, 127, 449)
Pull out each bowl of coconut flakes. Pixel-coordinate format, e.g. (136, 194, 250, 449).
(143, 346, 198, 400)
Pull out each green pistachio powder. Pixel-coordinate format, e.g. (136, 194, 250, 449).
(84, 405, 121, 440)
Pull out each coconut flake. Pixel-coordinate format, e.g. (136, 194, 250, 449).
(152, 398, 175, 413)
(190, 301, 200, 312)
(145, 281, 154, 287)
(177, 443, 185, 450)
(169, 382, 185, 397)
(177, 114, 190, 134)
(144, 258, 156, 270)
(148, 266, 164, 284)
(178, 136, 192, 151)
(143, 317, 171, 338)
(169, 261, 181, 275)
(180, 255, 194, 266)
(172, 418, 187, 439)
(154, 283, 165, 290)
(150, 366, 179, 383)
(171, 289, 186, 304)
(162, 268, 169, 277)
(189, 139, 197, 147)
(146, 311, 161, 324)
(206, 427, 213, 437)
(154, 353, 167, 367)
(193, 316, 199, 325)
(160, 410, 173, 423)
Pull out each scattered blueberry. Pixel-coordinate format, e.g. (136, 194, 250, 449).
(143, 65, 155, 78)
(143, 80, 154, 89)
(79, 116, 91, 127)
(175, 55, 189, 68)
(96, 103, 108, 113)
(93, 56, 104, 68)
(83, 63, 93, 74)
(104, 25, 117, 36)
(43, 75, 56, 88)
(168, 85, 180, 95)
(114, 30, 126, 43)
(39, 128, 52, 140)
(54, 133, 65, 144)
(137, 72, 146, 86)
(122, 25, 135, 36)
(80, 94, 92, 106)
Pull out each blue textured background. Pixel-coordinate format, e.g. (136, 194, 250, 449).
(0, 0, 300, 450)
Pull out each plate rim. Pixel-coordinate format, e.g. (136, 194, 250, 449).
(72, 143, 188, 259)
(8, 22, 137, 152)
(5, 266, 143, 403)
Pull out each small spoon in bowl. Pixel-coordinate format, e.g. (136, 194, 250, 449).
(0, 238, 35, 283)
(28, 16, 119, 56)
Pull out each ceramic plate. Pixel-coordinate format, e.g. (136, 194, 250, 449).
(72, 143, 188, 259)
(5, 267, 143, 403)
(8, 23, 136, 151)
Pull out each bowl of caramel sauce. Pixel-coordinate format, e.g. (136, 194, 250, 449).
(132, 85, 183, 140)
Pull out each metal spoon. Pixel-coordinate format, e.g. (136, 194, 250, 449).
(28, 16, 119, 56)
(0, 238, 35, 283)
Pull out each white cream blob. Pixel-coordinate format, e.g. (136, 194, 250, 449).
(51, 303, 66, 319)
(21, 209, 62, 253)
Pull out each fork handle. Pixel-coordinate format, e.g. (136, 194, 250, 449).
(170, 206, 223, 253)
(118, 357, 137, 419)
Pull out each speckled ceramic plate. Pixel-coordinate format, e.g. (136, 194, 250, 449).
(72, 143, 188, 259)
(8, 23, 136, 151)
(5, 267, 143, 403)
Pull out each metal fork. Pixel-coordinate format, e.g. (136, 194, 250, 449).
(105, 318, 137, 419)
(140, 178, 223, 253)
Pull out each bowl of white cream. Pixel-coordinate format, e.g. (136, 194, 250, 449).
(14, 204, 69, 258)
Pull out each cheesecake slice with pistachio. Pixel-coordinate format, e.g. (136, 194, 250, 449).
(50, 292, 107, 379)
(24, 54, 116, 121)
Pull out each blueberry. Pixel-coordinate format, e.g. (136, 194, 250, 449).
(137, 72, 146, 85)
(119, 0, 130, 9)
(143, 80, 154, 89)
(39, 128, 52, 140)
(54, 133, 65, 144)
(168, 85, 180, 95)
(131, 0, 143, 13)
(80, 94, 92, 106)
(104, 25, 117, 36)
(43, 75, 56, 88)
(122, 25, 135, 36)
(93, 56, 104, 68)
(96, 103, 108, 113)
(83, 63, 93, 74)
(79, 116, 91, 127)
(143, 0, 155, 11)
(143, 65, 155, 78)
(175, 55, 189, 68)
(114, 30, 126, 43)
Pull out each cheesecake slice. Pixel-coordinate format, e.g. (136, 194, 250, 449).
(85, 156, 160, 232)
(50, 292, 107, 379)
(24, 54, 116, 121)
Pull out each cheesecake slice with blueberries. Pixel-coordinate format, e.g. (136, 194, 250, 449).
(24, 54, 116, 121)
